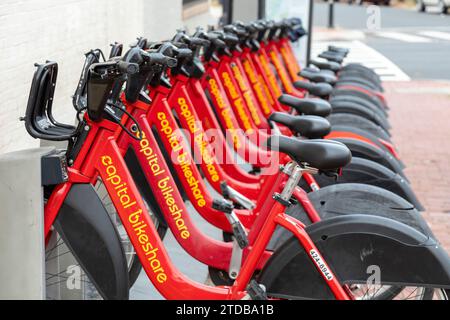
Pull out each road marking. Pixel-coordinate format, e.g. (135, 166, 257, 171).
(418, 31, 450, 41)
(312, 40, 410, 81)
(373, 31, 432, 43)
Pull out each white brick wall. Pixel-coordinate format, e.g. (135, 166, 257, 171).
(0, 0, 183, 153)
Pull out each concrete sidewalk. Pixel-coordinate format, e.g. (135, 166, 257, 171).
(385, 80, 450, 253)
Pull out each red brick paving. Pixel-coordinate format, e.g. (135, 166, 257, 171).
(384, 80, 450, 253)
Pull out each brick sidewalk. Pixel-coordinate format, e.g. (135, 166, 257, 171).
(384, 80, 450, 252)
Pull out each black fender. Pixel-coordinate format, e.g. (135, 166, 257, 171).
(260, 215, 450, 299)
(328, 113, 391, 141)
(331, 125, 392, 152)
(270, 183, 432, 249)
(331, 95, 387, 117)
(331, 98, 388, 122)
(339, 70, 382, 87)
(336, 77, 382, 93)
(330, 100, 391, 132)
(331, 125, 406, 169)
(331, 137, 407, 179)
(332, 88, 385, 110)
(54, 183, 129, 300)
(300, 157, 424, 210)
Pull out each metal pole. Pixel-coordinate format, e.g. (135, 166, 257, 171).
(220, 0, 233, 25)
(258, 0, 266, 19)
(328, 0, 335, 29)
(306, 0, 314, 65)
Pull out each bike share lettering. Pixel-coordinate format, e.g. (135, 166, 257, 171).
(230, 62, 262, 125)
(280, 46, 299, 81)
(137, 130, 191, 240)
(156, 107, 207, 208)
(208, 78, 241, 149)
(221, 71, 254, 133)
(100, 155, 168, 283)
(242, 58, 272, 116)
(258, 53, 282, 98)
(269, 50, 292, 92)
(167, 100, 220, 183)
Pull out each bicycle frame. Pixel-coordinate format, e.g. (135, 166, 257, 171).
(202, 35, 400, 163)
(43, 93, 350, 300)
(114, 79, 323, 267)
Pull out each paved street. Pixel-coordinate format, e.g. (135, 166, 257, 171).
(385, 80, 450, 253)
(313, 2, 450, 79)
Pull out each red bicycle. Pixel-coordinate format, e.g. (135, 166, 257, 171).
(24, 42, 450, 299)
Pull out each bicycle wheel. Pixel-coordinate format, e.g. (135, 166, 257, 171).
(259, 226, 450, 300)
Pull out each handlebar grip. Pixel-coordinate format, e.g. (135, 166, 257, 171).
(189, 37, 210, 47)
(211, 37, 226, 48)
(146, 52, 178, 67)
(117, 61, 139, 75)
(175, 48, 192, 59)
(223, 33, 239, 44)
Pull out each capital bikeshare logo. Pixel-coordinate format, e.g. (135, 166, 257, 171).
(100, 155, 168, 283)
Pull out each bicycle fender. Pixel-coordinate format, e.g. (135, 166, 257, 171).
(54, 183, 129, 300)
(331, 100, 390, 132)
(271, 183, 432, 250)
(328, 113, 391, 141)
(300, 157, 423, 210)
(331, 138, 407, 178)
(260, 214, 450, 299)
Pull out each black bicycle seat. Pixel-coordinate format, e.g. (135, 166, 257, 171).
(318, 51, 344, 64)
(299, 68, 337, 84)
(266, 136, 352, 170)
(309, 59, 341, 72)
(268, 113, 331, 139)
(293, 81, 333, 98)
(278, 95, 331, 117)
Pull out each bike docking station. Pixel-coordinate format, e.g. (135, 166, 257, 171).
(0, 147, 53, 299)
(0, 145, 99, 299)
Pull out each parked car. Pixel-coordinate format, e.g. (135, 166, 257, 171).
(416, 0, 449, 13)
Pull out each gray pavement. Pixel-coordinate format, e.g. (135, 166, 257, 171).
(314, 2, 450, 80)
(314, 2, 450, 29)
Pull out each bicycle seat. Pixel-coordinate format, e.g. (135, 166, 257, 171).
(293, 81, 333, 98)
(328, 45, 350, 56)
(299, 68, 337, 84)
(268, 113, 331, 139)
(278, 95, 331, 117)
(318, 52, 344, 64)
(266, 136, 352, 170)
(309, 59, 341, 72)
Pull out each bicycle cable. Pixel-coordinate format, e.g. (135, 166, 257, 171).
(107, 101, 143, 141)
